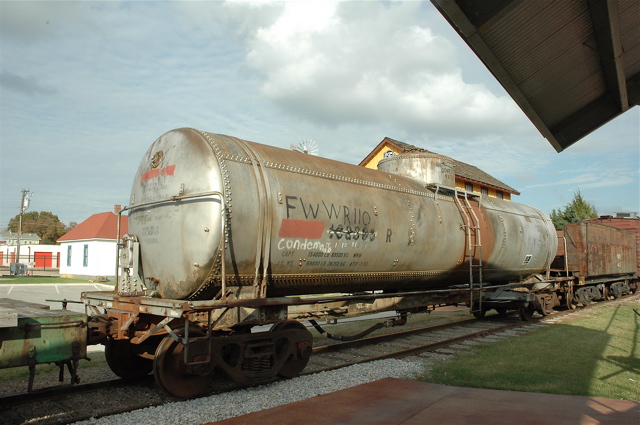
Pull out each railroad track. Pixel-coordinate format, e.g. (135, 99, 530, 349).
(305, 313, 530, 374)
(0, 297, 631, 425)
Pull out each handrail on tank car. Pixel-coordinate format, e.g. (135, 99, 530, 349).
(114, 191, 228, 300)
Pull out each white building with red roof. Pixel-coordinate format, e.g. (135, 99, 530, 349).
(57, 209, 128, 280)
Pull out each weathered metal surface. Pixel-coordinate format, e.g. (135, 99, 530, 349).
(557, 222, 637, 280)
(0, 299, 87, 369)
(211, 377, 640, 425)
(377, 152, 455, 187)
(0, 306, 18, 328)
(555, 230, 566, 257)
(589, 216, 640, 275)
(124, 128, 557, 301)
(82, 285, 486, 334)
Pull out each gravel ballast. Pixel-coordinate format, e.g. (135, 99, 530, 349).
(74, 358, 423, 425)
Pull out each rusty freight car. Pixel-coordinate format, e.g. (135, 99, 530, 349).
(551, 221, 638, 305)
(589, 214, 640, 276)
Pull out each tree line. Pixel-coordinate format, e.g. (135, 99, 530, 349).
(3, 211, 76, 245)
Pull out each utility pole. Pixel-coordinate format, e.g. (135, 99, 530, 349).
(15, 189, 32, 272)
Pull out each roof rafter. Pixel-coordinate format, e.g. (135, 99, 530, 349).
(431, 0, 563, 152)
(432, 0, 639, 153)
(588, 0, 628, 112)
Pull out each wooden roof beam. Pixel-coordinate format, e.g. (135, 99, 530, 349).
(431, 0, 564, 152)
(588, 0, 629, 113)
(549, 94, 620, 150)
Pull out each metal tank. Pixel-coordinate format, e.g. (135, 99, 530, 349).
(126, 128, 557, 300)
(377, 152, 456, 187)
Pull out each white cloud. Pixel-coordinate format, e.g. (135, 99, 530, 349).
(0, 71, 57, 96)
(581, 175, 636, 189)
(524, 173, 602, 189)
(0, 2, 82, 42)
(223, 1, 525, 138)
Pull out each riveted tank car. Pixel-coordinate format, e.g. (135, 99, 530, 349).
(120, 129, 557, 300)
(80, 128, 559, 397)
(3, 129, 637, 397)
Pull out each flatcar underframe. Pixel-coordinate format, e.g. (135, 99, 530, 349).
(81, 275, 637, 398)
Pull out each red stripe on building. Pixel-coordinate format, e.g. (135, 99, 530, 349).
(278, 219, 325, 239)
(141, 164, 176, 182)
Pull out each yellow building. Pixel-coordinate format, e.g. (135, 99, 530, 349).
(359, 137, 519, 201)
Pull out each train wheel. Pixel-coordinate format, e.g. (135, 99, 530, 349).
(471, 303, 486, 319)
(537, 300, 547, 316)
(535, 295, 554, 316)
(519, 305, 534, 321)
(472, 309, 486, 319)
(495, 307, 508, 316)
(544, 298, 555, 315)
(154, 335, 210, 398)
(271, 321, 312, 378)
(105, 337, 153, 379)
(565, 291, 576, 310)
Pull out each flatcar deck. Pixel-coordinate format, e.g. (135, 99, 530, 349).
(211, 377, 639, 425)
(0, 298, 89, 391)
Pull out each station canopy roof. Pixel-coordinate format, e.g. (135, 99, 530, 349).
(432, 0, 640, 152)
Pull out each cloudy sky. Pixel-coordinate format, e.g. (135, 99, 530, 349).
(1, 0, 638, 230)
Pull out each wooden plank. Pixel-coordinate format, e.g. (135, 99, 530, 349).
(0, 307, 18, 328)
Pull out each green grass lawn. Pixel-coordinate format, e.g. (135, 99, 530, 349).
(419, 302, 640, 401)
(0, 276, 98, 284)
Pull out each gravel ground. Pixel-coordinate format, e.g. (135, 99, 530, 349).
(73, 358, 424, 425)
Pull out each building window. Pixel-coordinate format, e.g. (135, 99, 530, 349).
(83, 245, 89, 267)
(67, 246, 72, 267)
(465, 183, 473, 192)
(497, 191, 504, 199)
(383, 150, 395, 158)
(481, 187, 488, 196)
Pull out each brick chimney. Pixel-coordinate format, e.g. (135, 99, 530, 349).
(114, 204, 122, 214)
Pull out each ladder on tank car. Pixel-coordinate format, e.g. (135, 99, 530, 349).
(454, 190, 484, 315)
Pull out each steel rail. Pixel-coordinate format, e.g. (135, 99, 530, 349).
(304, 316, 529, 376)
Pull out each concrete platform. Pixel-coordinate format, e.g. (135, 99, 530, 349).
(211, 377, 639, 425)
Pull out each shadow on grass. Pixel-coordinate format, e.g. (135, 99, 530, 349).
(426, 325, 611, 396)
(422, 303, 640, 402)
(417, 302, 640, 423)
